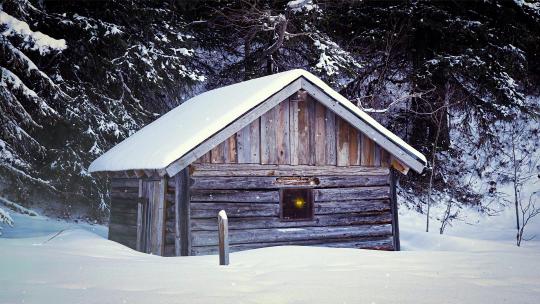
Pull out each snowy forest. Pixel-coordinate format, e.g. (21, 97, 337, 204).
(2, 1, 540, 303)
(1, 0, 540, 239)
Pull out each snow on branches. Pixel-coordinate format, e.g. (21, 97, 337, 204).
(287, 0, 319, 14)
(0, 11, 66, 55)
(313, 36, 361, 78)
(0, 207, 14, 235)
(0, 0, 205, 214)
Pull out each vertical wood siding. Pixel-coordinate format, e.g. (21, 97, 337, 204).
(109, 177, 171, 256)
(195, 91, 390, 167)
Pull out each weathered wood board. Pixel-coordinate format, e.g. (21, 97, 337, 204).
(188, 236, 394, 255)
(191, 163, 389, 177)
(109, 179, 139, 250)
(190, 175, 389, 190)
(109, 177, 168, 255)
(190, 224, 392, 247)
(183, 212, 392, 231)
(193, 91, 390, 167)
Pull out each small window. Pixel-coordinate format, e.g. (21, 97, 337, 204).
(280, 188, 313, 220)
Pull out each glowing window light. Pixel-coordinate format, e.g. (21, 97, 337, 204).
(280, 188, 313, 220)
(294, 197, 306, 209)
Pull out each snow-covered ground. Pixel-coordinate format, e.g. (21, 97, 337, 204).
(1, 207, 540, 304)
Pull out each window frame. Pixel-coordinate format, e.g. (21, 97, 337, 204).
(279, 187, 314, 221)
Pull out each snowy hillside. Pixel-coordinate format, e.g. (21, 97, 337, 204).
(1, 209, 540, 304)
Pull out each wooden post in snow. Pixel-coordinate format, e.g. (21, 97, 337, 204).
(218, 210, 229, 265)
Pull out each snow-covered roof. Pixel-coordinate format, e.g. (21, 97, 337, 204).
(89, 69, 427, 174)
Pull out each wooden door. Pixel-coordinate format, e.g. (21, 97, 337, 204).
(136, 178, 167, 255)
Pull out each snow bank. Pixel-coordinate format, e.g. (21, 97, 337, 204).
(0, 209, 106, 239)
(1, 212, 540, 304)
(1, 229, 539, 304)
(400, 201, 540, 248)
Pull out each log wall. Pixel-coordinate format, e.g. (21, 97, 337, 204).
(169, 164, 396, 256)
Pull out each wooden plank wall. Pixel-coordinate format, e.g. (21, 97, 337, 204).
(149, 178, 168, 255)
(162, 179, 177, 256)
(194, 93, 387, 167)
(109, 178, 140, 249)
(109, 177, 171, 255)
(182, 164, 395, 255)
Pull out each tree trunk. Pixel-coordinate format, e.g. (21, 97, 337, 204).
(511, 130, 521, 246)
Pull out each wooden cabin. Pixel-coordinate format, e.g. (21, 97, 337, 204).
(89, 69, 427, 256)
